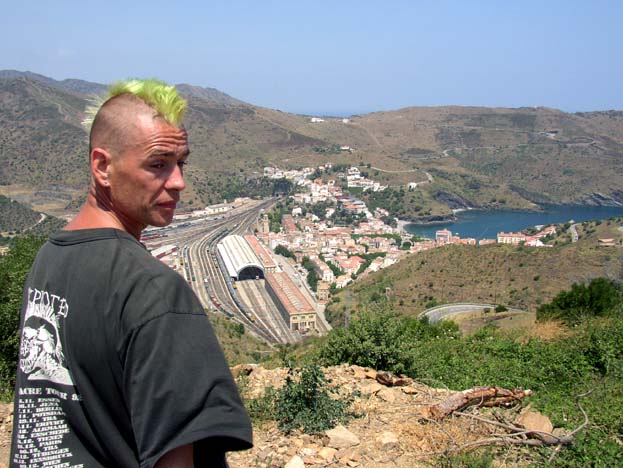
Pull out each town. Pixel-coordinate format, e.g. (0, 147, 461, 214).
(143, 163, 560, 343)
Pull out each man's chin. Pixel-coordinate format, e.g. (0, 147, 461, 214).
(149, 217, 174, 228)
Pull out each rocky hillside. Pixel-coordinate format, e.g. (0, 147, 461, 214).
(0, 364, 565, 467)
(1, 72, 623, 221)
(229, 364, 561, 467)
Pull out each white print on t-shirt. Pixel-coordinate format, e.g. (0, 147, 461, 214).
(19, 287, 74, 386)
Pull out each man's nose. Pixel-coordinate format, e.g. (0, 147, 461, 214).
(166, 164, 186, 191)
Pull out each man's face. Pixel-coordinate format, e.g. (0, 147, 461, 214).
(107, 115, 189, 235)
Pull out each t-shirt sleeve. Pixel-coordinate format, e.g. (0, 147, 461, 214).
(122, 311, 253, 468)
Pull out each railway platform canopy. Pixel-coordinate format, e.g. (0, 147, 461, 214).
(216, 235, 265, 280)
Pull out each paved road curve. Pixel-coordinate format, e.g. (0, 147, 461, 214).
(418, 303, 526, 323)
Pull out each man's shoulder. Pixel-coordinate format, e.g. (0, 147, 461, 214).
(45, 228, 198, 324)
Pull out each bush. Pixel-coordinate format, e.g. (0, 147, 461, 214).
(275, 365, 354, 434)
(537, 278, 622, 324)
(0, 236, 45, 400)
(318, 311, 459, 375)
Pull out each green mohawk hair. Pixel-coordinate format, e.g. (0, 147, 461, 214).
(81, 78, 188, 131)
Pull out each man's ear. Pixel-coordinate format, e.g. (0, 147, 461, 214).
(91, 148, 112, 188)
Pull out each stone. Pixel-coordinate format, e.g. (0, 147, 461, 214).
(336, 448, 358, 463)
(257, 448, 273, 461)
(516, 410, 553, 433)
(326, 425, 360, 449)
(284, 455, 305, 468)
(318, 447, 337, 462)
(402, 386, 420, 395)
(300, 447, 317, 457)
(377, 388, 396, 402)
(375, 371, 395, 386)
(516, 410, 556, 442)
(377, 431, 399, 448)
(364, 369, 377, 379)
(360, 382, 384, 395)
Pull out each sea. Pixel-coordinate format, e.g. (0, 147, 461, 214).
(404, 205, 623, 241)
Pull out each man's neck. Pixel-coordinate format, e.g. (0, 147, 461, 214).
(64, 193, 143, 240)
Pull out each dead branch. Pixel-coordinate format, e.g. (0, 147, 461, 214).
(412, 389, 592, 461)
(375, 371, 412, 387)
(419, 386, 532, 420)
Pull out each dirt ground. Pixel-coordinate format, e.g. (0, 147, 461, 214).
(0, 403, 11, 467)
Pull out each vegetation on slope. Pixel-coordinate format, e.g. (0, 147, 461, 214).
(326, 218, 623, 326)
(0, 236, 45, 399)
(306, 281, 623, 466)
(3, 75, 623, 219)
(0, 195, 67, 244)
(0, 195, 39, 232)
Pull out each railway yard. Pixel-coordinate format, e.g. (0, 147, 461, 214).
(143, 198, 330, 345)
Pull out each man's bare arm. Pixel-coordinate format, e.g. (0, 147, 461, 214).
(154, 444, 193, 468)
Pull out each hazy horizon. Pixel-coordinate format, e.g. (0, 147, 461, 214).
(2, 1, 622, 115)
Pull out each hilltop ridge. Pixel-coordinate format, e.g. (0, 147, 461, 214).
(1, 71, 623, 222)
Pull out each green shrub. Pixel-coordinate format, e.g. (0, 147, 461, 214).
(274, 365, 354, 434)
(0, 236, 45, 400)
(317, 311, 459, 375)
(537, 278, 622, 324)
(246, 386, 279, 423)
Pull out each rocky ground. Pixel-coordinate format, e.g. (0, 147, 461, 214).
(227, 364, 555, 468)
(0, 403, 11, 468)
(0, 364, 558, 467)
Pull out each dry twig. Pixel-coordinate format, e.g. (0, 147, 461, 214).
(412, 389, 592, 462)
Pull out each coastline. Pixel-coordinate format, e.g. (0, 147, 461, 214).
(400, 205, 623, 240)
(396, 219, 410, 233)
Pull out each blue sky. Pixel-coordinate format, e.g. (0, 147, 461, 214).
(1, 1, 621, 115)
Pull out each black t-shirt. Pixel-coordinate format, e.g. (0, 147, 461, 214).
(10, 228, 252, 468)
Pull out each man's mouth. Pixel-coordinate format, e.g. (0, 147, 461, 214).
(157, 201, 177, 209)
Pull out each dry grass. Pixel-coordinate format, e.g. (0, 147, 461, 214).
(521, 320, 571, 342)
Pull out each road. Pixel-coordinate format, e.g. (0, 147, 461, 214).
(418, 303, 526, 323)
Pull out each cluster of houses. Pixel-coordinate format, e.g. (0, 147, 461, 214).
(255, 166, 403, 295)
(425, 225, 558, 250)
(255, 164, 563, 299)
(264, 164, 386, 197)
(256, 212, 406, 295)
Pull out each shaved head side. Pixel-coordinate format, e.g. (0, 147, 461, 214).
(84, 78, 188, 158)
(88, 94, 157, 157)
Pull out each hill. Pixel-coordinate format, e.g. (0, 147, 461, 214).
(0, 195, 67, 244)
(0, 70, 106, 96)
(1, 72, 622, 225)
(326, 217, 623, 325)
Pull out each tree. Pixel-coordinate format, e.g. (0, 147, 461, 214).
(274, 245, 295, 259)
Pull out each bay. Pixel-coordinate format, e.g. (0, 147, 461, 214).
(404, 205, 623, 241)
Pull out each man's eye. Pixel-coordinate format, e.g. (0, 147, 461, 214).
(151, 163, 165, 169)
(178, 161, 188, 168)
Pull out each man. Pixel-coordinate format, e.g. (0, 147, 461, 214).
(10, 79, 253, 467)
